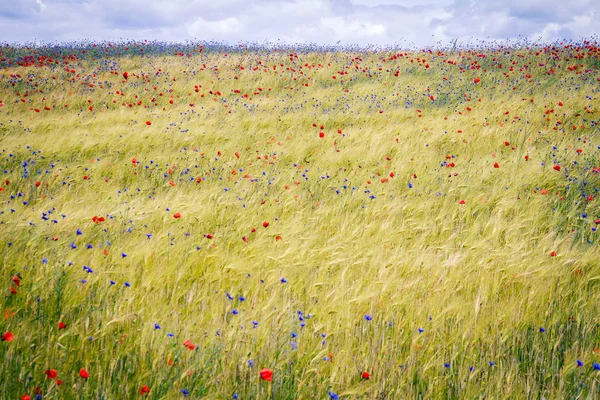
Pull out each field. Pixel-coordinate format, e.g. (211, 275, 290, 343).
(1, 40, 600, 399)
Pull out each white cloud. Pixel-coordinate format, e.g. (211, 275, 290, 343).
(36, 0, 47, 12)
(0, 0, 597, 46)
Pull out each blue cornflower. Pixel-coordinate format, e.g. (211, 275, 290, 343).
(226, 292, 234, 300)
(248, 359, 254, 367)
(576, 360, 583, 367)
(180, 389, 189, 396)
(122, 252, 127, 258)
(489, 361, 495, 367)
(328, 391, 339, 400)
(364, 314, 373, 321)
(418, 328, 424, 333)
(110, 280, 116, 285)
(252, 321, 259, 328)
(444, 363, 451, 369)
(593, 362, 600, 370)
(539, 327, 546, 333)
(42, 258, 48, 264)
(167, 333, 174, 337)
(291, 331, 297, 338)
(281, 278, 287, 283)
(232, 309, 239, 315)
(124, 282, 131, 287)
(154, 323, 161, 330)
(76, 229, 83, 235)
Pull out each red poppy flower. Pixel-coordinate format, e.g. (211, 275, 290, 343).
(10, 287, 17, 295)
(140, 385, 150, 395)
(145, 121, 151, 126)
(493, 162, 499, 168)
(2, 332, 14, 342)
(183, 339, 195, 350)
(473, 77, 480, 84)
(173, 212, 181, 219)
(12, 275, 20, 286)
(558, 101, 563, 106)
(260, 368, 273, 382)
(45, 369, 58, 379)
(361, 371, 370, 379)
(553, 165, 561, 171)
(263, 222, 269, 228)
(56, 379, 63, 386)
(21, 395, 31, 400)
(319, 132, 325, 138)
(550, 251, 557, 257)
(79, 368, 89, 379)
(123, 72, 129, 80)
(58, 322, 66, 330)
(35, 181, 41, 187)
(242, 236, 248, 242)
(458, 199, 466, 205)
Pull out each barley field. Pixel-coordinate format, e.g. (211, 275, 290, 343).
(1, 41, 599, 399)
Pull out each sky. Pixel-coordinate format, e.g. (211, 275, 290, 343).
(0, 0, 598, 47)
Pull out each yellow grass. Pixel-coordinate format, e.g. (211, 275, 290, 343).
(0, 44, 599, 399)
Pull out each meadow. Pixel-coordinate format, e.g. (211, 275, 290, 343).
(1, 40, 599, 399)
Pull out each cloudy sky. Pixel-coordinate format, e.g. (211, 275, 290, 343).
(0, 0, 598, 47)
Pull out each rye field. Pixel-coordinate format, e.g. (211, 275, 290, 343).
(1, 41, 600, 399)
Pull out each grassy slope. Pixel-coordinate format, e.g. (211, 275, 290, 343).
(1, 43, 599, 399)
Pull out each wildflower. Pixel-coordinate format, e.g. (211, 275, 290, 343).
(364, 315, 373, 321)
(180, 389, 190, 396)
(173, 212, 181, 219)
(593, 363, 600, 371)
(45, 369, 58, 379)
(539, 327, 546, 333)
(576, 360, 583, 367)
(79, 368, 89, 379)
(140, 385, 150, 395)
(58, 322, 66, 330)
(328, 391, 339, 400)
(361, 371, 370, 379)
(260, 368, 273, 382)
(2, 332, 14, 342)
